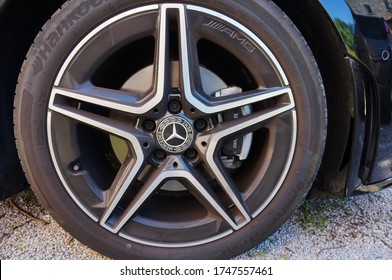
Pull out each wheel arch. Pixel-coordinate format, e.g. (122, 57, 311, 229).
(273, 0, 358, 196)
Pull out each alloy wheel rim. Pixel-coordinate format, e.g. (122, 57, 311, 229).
(47, 3, 297, 247)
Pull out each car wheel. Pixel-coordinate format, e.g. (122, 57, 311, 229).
(14, 0, 326, 259)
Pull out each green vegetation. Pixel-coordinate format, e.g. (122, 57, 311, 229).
(281, 254, 290, 260)
(253, 248, 269, 258)
(20, 188, 35, 202)
(298, 201, 328, 229)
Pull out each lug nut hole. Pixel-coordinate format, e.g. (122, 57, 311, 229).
(194, 119, 207, 131)
(154, 149, 166, 160)
(168, 100, 182, 114)
(185, 149, 198, 159)
(143, 119, 156, 132)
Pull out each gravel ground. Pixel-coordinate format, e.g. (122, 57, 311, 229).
(0, 187, 391, 260)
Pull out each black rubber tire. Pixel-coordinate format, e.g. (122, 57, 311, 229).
(14, 0, 326, 259)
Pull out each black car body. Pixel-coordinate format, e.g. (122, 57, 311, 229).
(318, 0, 392, 196)
(0, 0, 391, 259)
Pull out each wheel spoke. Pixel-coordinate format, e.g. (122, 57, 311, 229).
(50, 4, 173, 116)
(181, 161, 242, 230)
(197, 159, 251, 228)
(152, 4, 171, 103)
(177, 4, 203, 99)
(103, 157, 181, 233)
(183, 66, 293, 113)
(50, 86, 145, 114)
(99, 155, 146, 233)
(104, 156, 251, 233)
(49, 101, 153, 146)
(197, 102, 295, 151)
(49, 100, 152, 229)
(212, 87, 293, 112)
(50, 80, 168, 115)
(178, 1, 293, 115)
(193, 103, 296, 226)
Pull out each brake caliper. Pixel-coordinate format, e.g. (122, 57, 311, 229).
(215, 86, 253, 169)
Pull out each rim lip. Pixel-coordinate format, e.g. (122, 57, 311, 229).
(46, 3, 298, 248)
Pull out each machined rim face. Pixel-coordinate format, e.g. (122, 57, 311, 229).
(47, 4, 297, 248)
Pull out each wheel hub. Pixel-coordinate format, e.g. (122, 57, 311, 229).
(156, 116, 194, 153)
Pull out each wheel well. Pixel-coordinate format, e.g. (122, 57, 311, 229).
(0, 0, 65, 198)
(273, 0, 356, 196)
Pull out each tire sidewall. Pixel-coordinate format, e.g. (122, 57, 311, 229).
(15, 0, 326, 259)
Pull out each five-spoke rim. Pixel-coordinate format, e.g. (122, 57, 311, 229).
(47, 4, 297, 247)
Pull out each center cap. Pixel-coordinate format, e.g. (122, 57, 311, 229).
(156, 116, 194, 153)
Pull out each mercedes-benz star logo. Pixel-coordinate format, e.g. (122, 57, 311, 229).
(156, 117, 194, 153)
(165, 123, 187, 145)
